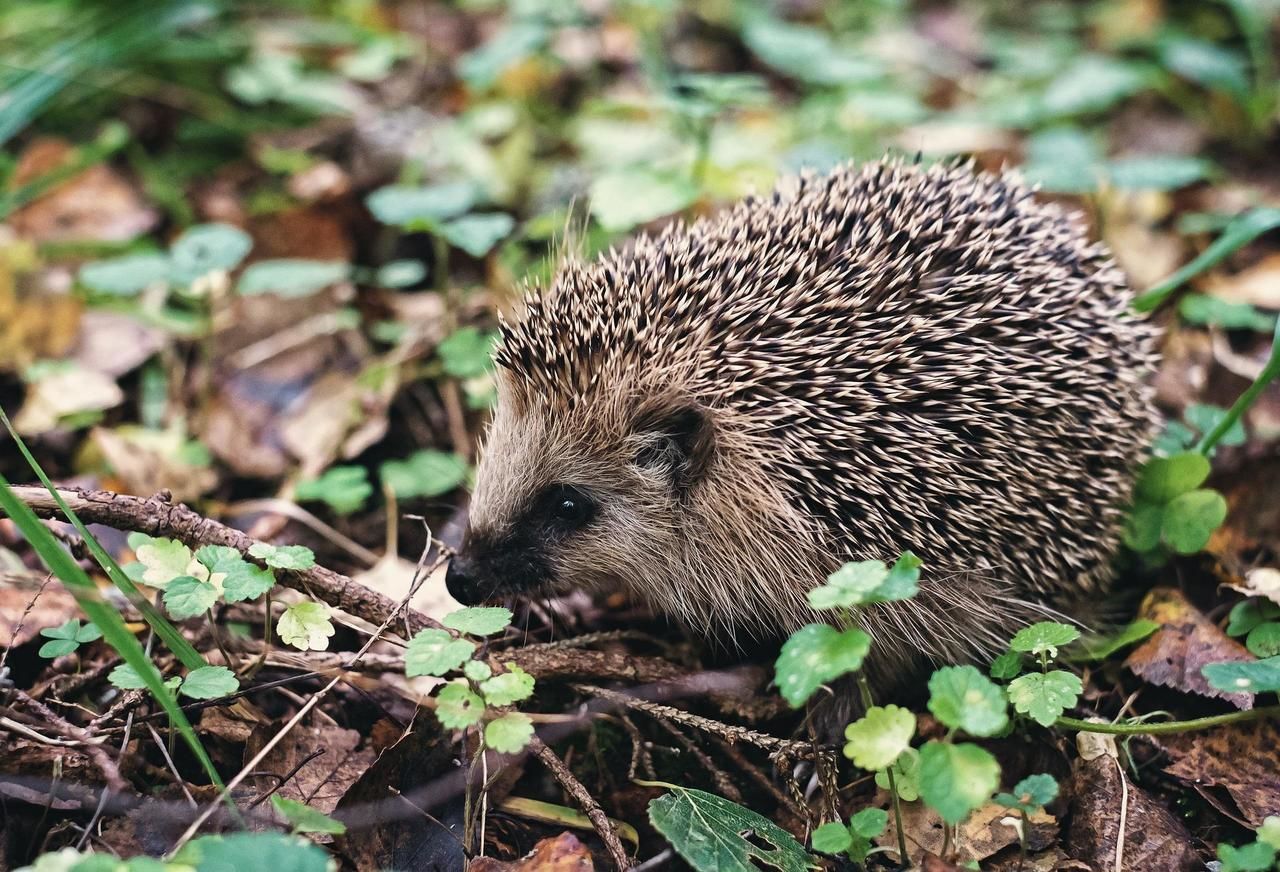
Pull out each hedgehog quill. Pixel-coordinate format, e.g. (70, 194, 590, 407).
(446, 159, 1158, 694)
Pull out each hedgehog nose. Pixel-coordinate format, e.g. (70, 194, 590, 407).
(446, 555, 484, 605)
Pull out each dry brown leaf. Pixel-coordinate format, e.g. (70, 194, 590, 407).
(9, 138, 157, 244)
(353, 554, 462, 624)
(1161, 720, 1280, 828)
(14, 365, 124, 435)
(244, 723, 374, 815)
(0, 577, 80, 648)
(1067, 731, 1199, 871)
(875, 795, 1055, 867)
(70, 311, 166, 379)
(1204, 253, 1280, 309)
(1124, 587, 1255, 709)
(0, 237, 83, 372)
(91, 425, 218, 503)
(470, 832, 595, 872)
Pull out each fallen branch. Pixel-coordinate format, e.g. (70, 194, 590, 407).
(5, 485, 441, 636)
(529, 735, 631, 871)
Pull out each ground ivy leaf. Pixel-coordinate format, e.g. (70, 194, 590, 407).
(248, 542, 316, 571)
(38, 619, 102, 658)
(169, 223, 253, 284)
(989, 650, 1023, 680)
(480, 665, 535, 706)
(277, 601, 336, 651)
(443, 606, 513, 636)
(1007, 670, 1083, 726)
(843, 704, 916, 771)
(220, 560, 276, 602)
(1218, 840, 1278, 872)
(180, 666, 240, 700)
(927, 665, 1009, 737)
(405, 629, 476, 677)
(484, 712, 534, 753)
(380, 450, 469, 499)
(994, 773, 1060, 814)
(109, 663, 151, 690)
(1161, 488, 1227, 554)
(295, 465, 372, 515)
(1009, 621, 1082, 658)
(648, 785, 812, 872)
(775, 624, 871, 707)
(918, 741, 1000, 825)
(270, 795, 347, 835)
(875, 551, 922, 603)
(849, 807, 888, 838)
(175, 832, 330, 872)
(1202, 656, 1280, 694)
(464, 660, 493, 682)
(436, 683, 485, 729)
(163, 575, 219, 619)
(135, 538, 194, 588)
(811, 822, 852, 854)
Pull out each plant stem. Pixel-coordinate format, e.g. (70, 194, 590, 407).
(1055, 705, 1280, 736)
(1197, 321, 1280, 454)
(884, 765, 909, 869)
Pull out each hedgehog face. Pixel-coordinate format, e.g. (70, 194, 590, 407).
(445, 386, 716, 608)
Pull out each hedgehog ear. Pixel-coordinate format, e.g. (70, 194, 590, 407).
(632, 399, 715, 489)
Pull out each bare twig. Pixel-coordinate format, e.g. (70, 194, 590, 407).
(529, 735, 631, 871)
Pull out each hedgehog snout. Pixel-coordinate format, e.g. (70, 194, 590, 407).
(446, 532, 554, 605)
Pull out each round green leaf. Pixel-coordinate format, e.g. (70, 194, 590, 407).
(443, 606, 512, 636)
(1135, 452, 1210, 503)
(464, 659, 493, 682)
(109, 662, 150, 690)
(484, 711, 534, 753)
(237, 259, 348, 297)
(277, 601, 336, 651)
(1161, 488, 1227, 554)
(1009, 621, 1081, 658)
(989, 650, 1023, 680)
(480, 665, 536, 706)
(170, 223, 253, 284)
(1202, 656, 1280, 694)
(380, 450, 469, 499)
(927, 665, 1009, 737)
(438, 327, 497, 379)
(811, 822, 852, 854)
(442, 213, 514, 257)
(918, 741, 1001, 825)
(366, 182, 476, 226)
(248, 542, 316, 571)
(405, 628, 476, 677)
(181, 665, 240, 700)
(163, 575, 219, 619)
(376, 259, 428, 288)
(843, 704, 916, 771)
(1246, 623, 1280, 658)
(78, 253, 171, 295)
(849, 807, 888, 838)
(177, 832, 330, 872)
(436, 683, 485, 729)
(1007, 670, 1083, 727)
(774, 624, 871, 707)
(876, 747, 921, 801)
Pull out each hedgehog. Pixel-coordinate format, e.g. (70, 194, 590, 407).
(445, 159, 1158, 699)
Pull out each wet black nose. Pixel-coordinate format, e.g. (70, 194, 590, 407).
(445, 555, 485, 605)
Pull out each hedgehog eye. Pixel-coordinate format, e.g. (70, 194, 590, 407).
(542, 485, 595, 531)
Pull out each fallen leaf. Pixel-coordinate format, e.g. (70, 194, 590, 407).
(1124, 587, 1255, 709)
(470, 832, 595, 872)
(0, 578, 80, 649)
(14, 364, 124, 434)
(70, 311, 166, 378)
(353, 554, 462, 624)
(1161, 720, 1280, 828)
(874, 795, 1056, 867)
(1204, 253, 1280, 310)
(0, 239, 83, 372)
(244, 723, 374, 815)
(91, 425, 218, 503)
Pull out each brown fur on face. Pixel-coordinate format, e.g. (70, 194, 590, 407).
(449, 158, 1158, 671)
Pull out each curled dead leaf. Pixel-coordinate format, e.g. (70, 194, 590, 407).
(1161, 720, 1280, 828)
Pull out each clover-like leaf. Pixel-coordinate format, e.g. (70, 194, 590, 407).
(277, 601, 336, 651)
(876, 747, 921, 801)
(480, 665, 535, 706)
(405, 629, 476, 677)
(180, 666, 240, 700)
(1202, 656, 1280, 694)
(163, 575, 219, 619)
(1134, 451, 1210, 503)
(1161, 488, 1227, 554)
(1009, 621, 1081, 659)
(842, 704, 915, 771)
(135, 537, 194, 588)
(918, 741, 1000, 825)
(441, 213, 515, 257)
(443, 606, 513, 637)
(270, 795, 347, 835)
(1007, 670, 1083, 727)
(995, 773, 1060, 814)
(484, 711, 534, 753)
(775, 624, 871, 707)
(249, 542, 316, 571)
(1246, 623, 1280, 658)
(436, 683, 485, 729)
(38, 619, 102, 658)
(927, 665, 1009, 737)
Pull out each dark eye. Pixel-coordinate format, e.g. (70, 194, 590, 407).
(543, 485, 595, 530)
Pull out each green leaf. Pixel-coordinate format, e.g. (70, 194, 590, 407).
(1009, 621, 1081, 658)
(405, 628, 476, 677)
(366, 182, 476, 226)
(237, 259, 348, 297)
(380, 450, 469, 499)
(741, 16, 880, 86)
(648, 786, 813, 872)
(850, 806, 888, 838)
(480, 665, 536, 706)
(442, 213, 514, 257)
(1246, 623, 1280, 658)
(270, 795, 347, 835)
(458, 22, 548, 90)
(1135, 452, 1211, 503)
(1227, 600, 1280, 637)
(1202, 656, 1280, 694)
(995, 773, 1060, 814)
(1185, 403, 1247, 448)
(1136, 208, 1280, 312)
(248, 542, 316, 571)
(1007, 671, 1083, 727)
(436, 683, 486, 729)
(169, 223, 253, 284)
(811, 822, 852, 854)
(919, 741, 1001, 825)
(876, 747, 921, 801)
(176, 832, 330, 872)
(774, 624, 872, 707)
(78, 253, 171, 296)
(1124, 501, 1164, 553)
(879, 551, 923, 602)
(484, 711, 534, 753)
(1179, 294, 1276, 332)
(1160, 37, 1250, 99)
(134, 537, 194, 588)
(1071, 619, 1160, 661)
(180, 665, 240, 700)
(1218, 840, 1278, 872)
(465, 659, 493, 682)
(843, 704, 916, 771)
(277, 601, 335, 651)
(443, 606, 513, 636)
(1041, 54, 1147, 117)
(989, 650, 1023, 679)
(219, 561, 277, 602)
(438, 327, 497, 379)
(375, 259, 427, 288)
(38, 618, 101, 658)
(109, 662, 150, 690)
(590, 169, 697, 233)
(927, 665, 1009, 737)
(163, 575, 219, 619)
(1106, 156, 1213, 191)
(1022, 126, 1105, 193)
(295, 466, 372, 515)
(1161, 489, 1227, 554)
(1260, 816, 1280, 851)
